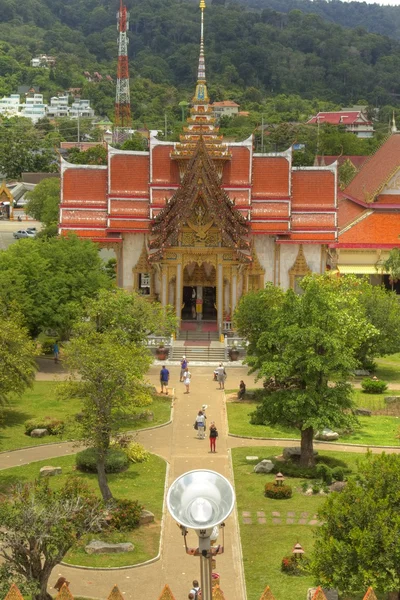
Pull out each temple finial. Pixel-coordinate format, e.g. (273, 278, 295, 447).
(392, 110, 397, 134)
(197, 0, 206, 83)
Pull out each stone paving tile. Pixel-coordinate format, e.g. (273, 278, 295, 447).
(286, 518, 294, 524)
(309, 519, 319, 525)
(272, 518, 281, 524)
(301, 512, 309, 518)
(242, 511, 251, 517)
(243, 517, 252, 524)
(258, 518, 266, 524)
(298, 519, 307, 525)
(272, 511, 280, 517)
(257, 511, 265, 517)
(287, 511, 295, 517)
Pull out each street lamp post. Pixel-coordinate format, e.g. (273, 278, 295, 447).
(167, 470, 235, 600)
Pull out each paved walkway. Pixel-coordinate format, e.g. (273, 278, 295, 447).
(2, 363, 400, 600)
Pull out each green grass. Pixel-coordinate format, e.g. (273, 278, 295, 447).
(232, 446, 387, 600)
(227, 397, 400, 446)
(0, 382, 172, 452)
(0, 453, 166, 568)
(375, 353, 400, 382)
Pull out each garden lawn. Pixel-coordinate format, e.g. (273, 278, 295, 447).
(0, 382, 172, 452)
(0, 453, 166, 568)
(231, 446, 382, 600)
(375, 353, 400, 383)
(227, 394, 400, 446)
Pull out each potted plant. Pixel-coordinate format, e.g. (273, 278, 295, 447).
(156, 341, 168, 360)
(229, 341, 240, 361)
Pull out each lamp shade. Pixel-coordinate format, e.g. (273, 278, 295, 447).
(167, 470, 235, 530)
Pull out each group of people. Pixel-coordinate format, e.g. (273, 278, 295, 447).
(194, 407, 218, 452)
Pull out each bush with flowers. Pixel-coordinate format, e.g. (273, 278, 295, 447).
(264, 482, 292, 499)
(281, 554, 310, 576)
(109, 498, 143, 531)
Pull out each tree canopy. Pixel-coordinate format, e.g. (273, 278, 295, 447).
(233, 275, 376, 466)
(312, 453, 400, 598)
(25, 177, 60, 226)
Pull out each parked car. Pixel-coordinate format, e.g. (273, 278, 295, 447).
(13, 230, 36, 239)
(26, 227, 37, 234)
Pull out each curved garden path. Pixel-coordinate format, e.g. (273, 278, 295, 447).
(1, 361, 399, 600)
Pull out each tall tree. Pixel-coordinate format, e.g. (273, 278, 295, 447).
(312, 453, 400, 599)
(60, 289, 176, 500)
(25, 178, 60, 226)
(0, 479, 105, 600)
(234, 276, 375, 466)
(384, 248, 400, 291)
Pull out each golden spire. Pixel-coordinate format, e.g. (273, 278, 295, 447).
(200, 0, 206, 8)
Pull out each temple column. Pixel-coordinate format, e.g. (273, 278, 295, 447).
(161, 268, 168, 307)
(176, 263, 182, 325)
(231, 267, 238, 315)
(217, 263, 223, 333)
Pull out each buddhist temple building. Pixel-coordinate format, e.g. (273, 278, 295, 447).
(59, 0, 338, 332)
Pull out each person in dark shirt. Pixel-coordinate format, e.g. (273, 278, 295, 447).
(238, 380, 246, 399)
(160, 365, 170, 394)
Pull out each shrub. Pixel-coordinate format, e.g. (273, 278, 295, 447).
(124, 442, 150, 463)
(264, 482, 293, 499)
(281, 554, 310, 576)
(76, 448, 129, 473)
(37, 333, 57, 355)
(331, 467, 345, 482)
(301, 481, 309, 493)
(24, 417, 64, 436)
(361, 378, 388, 394)
(109, 498, 143, 531)
(272, 462, 317, 479)
(312, 483, 321, 495)
(316, 464, 333, 485)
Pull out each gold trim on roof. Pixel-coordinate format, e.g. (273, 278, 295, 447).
(311, 588, 328, 600)
(212, 585, 226, 599)
(0, 180, 13, 201)
(157, 584, 176, 600)
(4, 584, 25, 600)
(363, 588, 378, 600)
(56, 584, 74, 600)
(107, 585, 124, 600)
(258, 586, 277, 600)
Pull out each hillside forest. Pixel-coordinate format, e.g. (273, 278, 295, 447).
(2, 0, 400, 175)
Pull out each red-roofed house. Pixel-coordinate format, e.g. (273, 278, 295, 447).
(307, 111, 373, 138)
(59, 4, 338, 331)
(211, 100, 240, 119)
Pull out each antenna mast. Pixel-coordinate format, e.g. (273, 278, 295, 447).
(113, 0, 131, 144)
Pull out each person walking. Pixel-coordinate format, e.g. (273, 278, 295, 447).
(196, 410, 206, 439)
(238, 380, 246, 399)
(183, 368, 191, 393)
(189, 580, 200, 598)
(160, 365, 170, 394)
(215, 363, 226, 390)
(209, 421, 218, 452)
(180, 356, 188, 382)
(53, 341, 59, 364)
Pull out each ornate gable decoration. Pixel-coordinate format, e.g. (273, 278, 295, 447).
(4, 584, 25, 600)
(56, 584, 74, 600)
(212, 585, 226, 600)
(363, 588, 378, 600)
(150, 138, 250, 263)
(107, 585, 125, 600)
(311, 587, 328, 600)
(157, 584, 176, 600)
(0, 180, 12, 202)
(289, 244, 311, 291)
(134, 241, 151, 272)
(258, 585, 277, 600)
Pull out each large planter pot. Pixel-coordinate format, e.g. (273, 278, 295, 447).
(156, 347, 168, 360)
(229, 348, 240, 361)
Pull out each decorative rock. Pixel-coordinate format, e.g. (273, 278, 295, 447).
(254, 459, 274, 474)
(353, 369, 370, 377)
(244, 390, 257, 400)
(30, 429, 49, 438)
(308, 588, 338, 600)
(40, 466, 62, 477)
(384, 396, 400, 404)
(85, 540, 134, 554)
(246, 456, 259, 462)
(355, 408, 372, 416)
(139, 509, 155, 525)
(283, 447, 318, 460)
(314, 428, 339, 441)
(329, 481, 347, 493)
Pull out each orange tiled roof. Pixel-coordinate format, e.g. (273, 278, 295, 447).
(212, 101, 239, 108)
(151, 145, 180, 185)
(345, 134, 400, 202)
(375, 194, 400, 204)
(292, 170, 335, 208)
(289, 232, 336, 241)
(252, 202, 290, 218)
(63, 169, 107, 202)
(291, 213, 335, 229)
(251, 221, 289, 232)
(109, 154, 149, 196)
(222, 147, 251, 185)
(252, 157, 290, 198)
(61, 209, 107, 226)
(339, 212, 400, 245)
(109, 200, 149, 218)
(338, 197, 367, 228)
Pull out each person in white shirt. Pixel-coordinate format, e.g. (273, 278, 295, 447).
(195, 411, 206, 439)
(183, 369, 191, 393)
(215, 363, 226, 390)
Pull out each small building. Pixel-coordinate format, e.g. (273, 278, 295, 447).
(30, 55, 56, 68)
(69, 99, 95, 119)
(0, 94, 21, 118)
(307, 110, 374, 138)
(20, 94, 47, 123)
(211, 100, 240, 119)
(47, 95, 69, 119)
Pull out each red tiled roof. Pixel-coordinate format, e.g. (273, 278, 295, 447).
(292, 170, 335, 208)
(375, 194, 400, 205)
(291, 213, 335, 229)
(251, 221, 289, 232)
(338, 197, 366, 228)
(61, 210, 107, 226)
(63, 169, 107, 202)
(289, 232, 336, 241)
(314, 155, 369, 170)
(109, 154, 149, 196)
(252, 157, 290, 198)
(109, 200, 149, 218)
(151, 145, 180, 185)
(308, 111, 372, 126)
(222, 147, 251, 185)
(344, 134, 400, 202)
(212, 101, 239, 108)
(339, 212, 400, 245)
(252, 202, 290, 218)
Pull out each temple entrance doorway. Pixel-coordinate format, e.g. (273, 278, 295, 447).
(182, 286, 197, 320)
(202, 286, 217, 320)
(181, 262, 217, 322)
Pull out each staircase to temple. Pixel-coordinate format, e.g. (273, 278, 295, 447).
(169, 340, 226, 362)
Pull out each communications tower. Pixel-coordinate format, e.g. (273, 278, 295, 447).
(113, 0, 131, 144)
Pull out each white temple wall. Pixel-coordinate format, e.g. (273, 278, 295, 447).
(120, 233, 145, 289)
(279, 244, 323, 290)
(253, 236, 275, 284)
